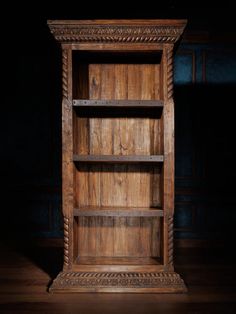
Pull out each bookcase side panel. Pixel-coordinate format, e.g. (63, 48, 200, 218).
(61, 47, 74, 269)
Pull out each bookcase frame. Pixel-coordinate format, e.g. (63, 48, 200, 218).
(48, 19, 187, 293)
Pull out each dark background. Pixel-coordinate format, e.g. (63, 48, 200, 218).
(1, 2, 236, 248)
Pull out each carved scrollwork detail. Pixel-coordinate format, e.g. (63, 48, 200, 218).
(49, 25, 185, 44)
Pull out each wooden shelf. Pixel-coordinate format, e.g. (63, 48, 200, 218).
(73, 154, 164, 163)
(74, 206, 163, 217)
(75, 256, 161, 265)
(73, 99, 164, 108)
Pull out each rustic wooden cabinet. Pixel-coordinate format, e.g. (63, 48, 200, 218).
(48, 19, 187, 293)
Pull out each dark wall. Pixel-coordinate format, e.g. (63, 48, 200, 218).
(174, 44, 236, 240)
(1, 4, 236, 242)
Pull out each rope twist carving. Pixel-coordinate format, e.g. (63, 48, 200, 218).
(62, 50, 68, 98)
(63, 216, 69, 266)
(168, 216, 174, 265)
(167, 49, 173, 100)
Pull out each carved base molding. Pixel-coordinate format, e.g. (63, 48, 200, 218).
(50, 271, 187, 293)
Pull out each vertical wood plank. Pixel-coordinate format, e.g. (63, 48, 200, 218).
(139, 65, 153, 256)
(114, 217, 127, 257)
(139, 218, 151, 257)
(113, 64, 129, 256)
(99, 64, 115, 256)
(78, 217, 89, 257)
(73, 63, 89, 155)
(152, 166, 161, 207)
(73, 217, 78, 262)
(89, 64, 102, 207)
(88, 64, 102, 256)
(151, 217, 160, 258)
(127, 64, 141, 256)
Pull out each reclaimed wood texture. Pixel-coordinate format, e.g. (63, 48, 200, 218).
(73, 60, 162, 260)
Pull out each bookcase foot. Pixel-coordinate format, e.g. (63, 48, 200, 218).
(49, 271, 187, 293)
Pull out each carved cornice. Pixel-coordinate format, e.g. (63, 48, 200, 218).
(48, 22, 186, 44)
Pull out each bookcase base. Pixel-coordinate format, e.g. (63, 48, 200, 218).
(49, 271, 187, 293)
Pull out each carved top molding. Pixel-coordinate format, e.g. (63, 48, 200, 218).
(48, 19, 187, 44)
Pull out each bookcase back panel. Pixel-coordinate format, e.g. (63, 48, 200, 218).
(75, 164, 162, 207)
(74, 115, 162, 155)
(74, 216, 161, 259)
(73, 62, 163, 261)
(72, 51, 163, 100)
(89, 63, 161, 99)
(74, 63, 163, 155)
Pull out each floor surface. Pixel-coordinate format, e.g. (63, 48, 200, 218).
(0, 239, 235, 314)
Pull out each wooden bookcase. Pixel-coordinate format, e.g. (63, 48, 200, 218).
(48, 19, 187, 293)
